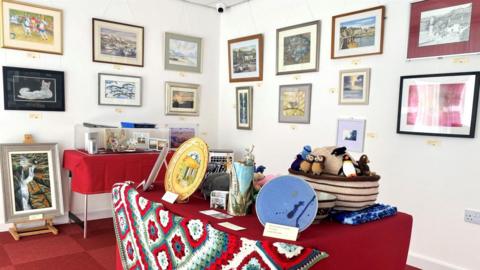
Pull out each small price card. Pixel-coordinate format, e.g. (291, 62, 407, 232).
(263, 223, 299, 241)
(162, 191, 179, 204)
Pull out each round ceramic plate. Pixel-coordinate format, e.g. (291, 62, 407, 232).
(255, 175, 318, 232)
(165, 137, 209, 201)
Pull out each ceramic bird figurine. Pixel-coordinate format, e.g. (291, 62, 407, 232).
(339, 155, 357, 177)
(290, 154, 304, 171)
(357, 154, 371, 176)
(311, 155, 326, 175)
(300, 154, 315, 173)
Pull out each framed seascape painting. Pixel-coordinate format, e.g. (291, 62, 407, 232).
(407, 0, 480, 59)
(339, 68, 371, 105)
(165, 82, 200, 116)
(397, 72, 480, 138)
(92, 18, 144, 67)
(0, 143, 64, 223)
(337, 119, 366, 153)
(276, 21, 320, 75)
(331, 6, 385, 59)
(3, 66, 65, 111)
(98, 73, 142, 107)
(278, 84, 312, 124)
(236, 86, 253, 130)
(169, 127, 197, 149)
(228, 34, 263, 82)
(165, 32, 202, 73)
(1, 0, 63, 54)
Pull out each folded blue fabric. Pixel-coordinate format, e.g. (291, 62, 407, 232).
(331, 204, 397, 225)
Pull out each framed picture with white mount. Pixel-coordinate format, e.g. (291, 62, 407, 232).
(165, 32, 202, 73)
(98, 73, 142, 107)
(228, 34, 263, 82)
(336, 119, 366, 153)
(339, 68, 371, 105)
(165, 82, 200, 116)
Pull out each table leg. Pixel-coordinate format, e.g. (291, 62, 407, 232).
(83, 194, 88, 239)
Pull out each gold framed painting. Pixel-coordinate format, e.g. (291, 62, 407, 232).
(1, 0, 63, 54)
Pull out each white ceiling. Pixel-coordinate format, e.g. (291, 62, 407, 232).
(179, 0, 251, 9)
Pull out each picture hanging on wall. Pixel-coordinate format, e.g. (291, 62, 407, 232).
(1, 0, 63, 54)
(331, 6, 385, 59)
(339, 68, 371, 105)
(98, 73, 142, 107)
(168, 126, 197, 149)
(165, 32, 202, 73)
(92, 18, 144, 67)
(278, 84, 312, 124)
(407, 0, 480, 59)
(3, 66, 65, 111)
(228, 34, 263, 82)
(276, 21, 320, 75)
(236, 86, 253, 130)
(397, 72, 480, 138)
(336, 119, 366, 153)
(165, 82, 200, 116)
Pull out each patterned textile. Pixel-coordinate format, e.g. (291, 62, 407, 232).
(112, 183, 328, 270)
(331, 204, 397, 225)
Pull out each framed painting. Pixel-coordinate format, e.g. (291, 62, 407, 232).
(98, 73, 142, 107)
(331, 6, 385, 59)
(397, 72, 480, 138)
(165, 82, 200, 116)
(278, 84, 312, 124)
(236, 86, 253, 130)
(165, 32, 202, 73)
(276, 21, 320, 75)
(1, 0, 63, 54)
(407, 0, 480, 59)
(336, 119, 366, 153)
(228, 34, 263, 82)
(132, 132, 149, 149)
(0, 143, 64, 223)
(169, 127, 197, 149)
(92, 18, 144, 67)
(339, 68, 371, 105)
(3, 66, 65, 111)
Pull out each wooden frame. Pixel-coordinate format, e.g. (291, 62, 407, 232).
(228, 34, 263, 82)
(164, 32, 202, 73)
(278, 83, 312, 124)
(339, 68, 371, 105)
(98, 73, 142, 107)
(165, 81, 200, 116)
(236, 86, 253, 130)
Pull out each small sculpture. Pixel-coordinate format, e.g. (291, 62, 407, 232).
(300, 154, 315, 173)
(358, 154, 371, 176)
(339, 155, 357, 177)
(311, 155, 326, 175)
(243, 145, 255, 166)
(290, 154, 304, 171)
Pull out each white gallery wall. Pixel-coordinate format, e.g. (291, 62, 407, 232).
(217, 0, 480, 269)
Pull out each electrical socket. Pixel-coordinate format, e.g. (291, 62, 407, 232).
(465, 209, 480, 225)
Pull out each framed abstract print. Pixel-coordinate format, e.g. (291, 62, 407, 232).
(92, 18, 144, 67)
(98, 73, 142, 107)
(278, 84, 312, 124)
(339, 68, 371, 105)
(336, 119, 366, 153)
(3, 66, 65, 111)
(331, 6, 385, 59)
(407, 0, 480, 59)
(276, 21, 320, 75)
(397, 72, 480, 138)
(165, 82, 200, 116)
(0, 143, 64, 223)
(228, 34, 263, 82)
(236, 86, 253, 130)
(1, 0, 63, 54)
(165, 32, 202, 73)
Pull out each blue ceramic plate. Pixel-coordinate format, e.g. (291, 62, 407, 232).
(255, 175, 318, 232)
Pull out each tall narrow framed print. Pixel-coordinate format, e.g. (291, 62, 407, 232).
(98, 73, 142, 107)
(236, 86, 253, 130)
(228, 34, 263, 82)
(92, 18, 144, 67)
(1, 0, 63, 54)
(397, 72, 480, 138)
(278, 84, 312, 124)
(276, 21, 320, 75)
(339, 68, 371, 105)
(165, 82, 200, 116)
(331, 6, 385, 59)
(165, 32, 202, 73)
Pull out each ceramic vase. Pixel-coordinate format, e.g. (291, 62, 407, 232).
(227, 162, 254, 216)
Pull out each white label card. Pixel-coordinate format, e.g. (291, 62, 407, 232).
(162, 191, 179, 204)
(29, 214, 43, 220)
(263, 222, 299, 241)
(218, 222, 246, 231)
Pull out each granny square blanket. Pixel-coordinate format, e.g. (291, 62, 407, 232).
(112, 183, 328, 270)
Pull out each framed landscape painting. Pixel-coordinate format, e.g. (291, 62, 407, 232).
(169, 127, 197, 149)
(407, 0, 480, 59)
(276, 21, 320, 75)
(165, 32, 202, 73)
(98, 73, 142, 107)
(331, 6, 385, 59)
(337, 119, 366, 153)
(228, 34, 263, 82)
(339, 68, 371, 105)
(397, 72, 480, 138)
(278, 84, 312, 124)
(165, 82, 200, 116)
(92, 18, 144, 67)
(3, 66, 65, 111)
(236, 86, 253, 130)
(1, 0, 63, 54)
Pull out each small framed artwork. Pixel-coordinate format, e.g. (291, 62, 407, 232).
(407, 0, 480, 59)
(228, 34, 263, 82)
(0, 143, 64, 223)
(98, 73, 142, 107)
(165, 32, 202, 73)
(337, 119, 366, 153)
(339, 68, 371, 105)
(276, 21, 320, 75)
(236, 86, 253, 130)
(397, 72, 480, 138)
(331, 6, 385, 59)
(278, 84, 312, 124)
(92, 18, 144, 67)
(165, 82, 200, 116)
(1, 0, 63, 54)
(3, 66, 65, 111)
(148, 138, 160, 150)
(169, 127, 197, 149)
(132, 132, 149, 149)
(156, 139, 169, 151)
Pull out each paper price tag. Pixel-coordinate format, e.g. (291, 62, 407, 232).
(29, 113, 42, 120)
(452, 57, 469, 64)
(179, 117, 186, 121)
(289, 125, 297, 130)
(162, 191, 179, 204)
(113, 65, 123, 70)
(351, 59, 361, 65)
(26, 52, 40, 59)
(366, 132, 377, 139)
(179, 72, 186, 77)
(328, 88, 337, 94)
(263, 223, 299, 241)
(29, 214, 43, 220)
(218, 222, 246, 231)
(115, 108, 123, 113)
(426, 139, 441, 147)
(256, 82, 262, 87)
(293, 75, 301, 80)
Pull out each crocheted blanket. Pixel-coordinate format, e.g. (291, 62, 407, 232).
(112, 183, 328, 270)
(331, 204, 397, 225)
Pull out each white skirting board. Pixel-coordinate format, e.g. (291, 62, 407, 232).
(408, 252, 468, 270)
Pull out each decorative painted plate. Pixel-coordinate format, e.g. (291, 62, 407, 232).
(255, 175, 318, 232)
(165, 137, 209, 201)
